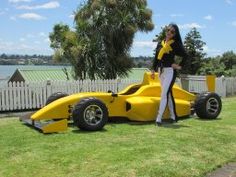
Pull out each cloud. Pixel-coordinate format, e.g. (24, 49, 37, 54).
(0, 11, 5, 15)
(225, 0, 233, 5)
(153, 14, 161, 18)
(17, 1, 60, 10)
(44, 38, 50, 43)
(131, 41, 156, 57)
(39, 32, 47, 37)
(203, 46, 222, 57)
(178, 23, 205, 30)
(0, 41, 14, 48)
(0, 40, 52, 55)
(20, 38, 26, 42)
(10, 16, 17, 20)
(20, 33, 47, 39)
(232, 21, 236, 27)
(18, 13, 46, 20)
(0, 8, 9, 15)
(9, 0, 31, 3)
(170, 14, 184, 18)
(204, 15, 213, 20)
(133, 41, 156, 49)
(26, 34, 35, 38)
(69, 14, 74, 19)
(34, 41, 41, 44)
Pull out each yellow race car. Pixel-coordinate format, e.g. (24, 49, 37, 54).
(20, 72, 222, 133)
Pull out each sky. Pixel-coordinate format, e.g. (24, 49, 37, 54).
(0, 0, 235, 57)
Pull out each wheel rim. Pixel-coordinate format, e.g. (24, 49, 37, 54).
(83, 105, 103, 126)
(206, 97, 219, 115)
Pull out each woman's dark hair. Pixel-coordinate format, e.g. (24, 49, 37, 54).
(168, 23, 183, 46)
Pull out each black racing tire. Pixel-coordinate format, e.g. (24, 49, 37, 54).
(194, 92, 222, 119)
(46, 92, 69, 105)
(72, 97, 108, 131)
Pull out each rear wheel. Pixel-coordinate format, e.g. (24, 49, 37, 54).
(72, 97, 108, 131)
(194, 92, 222, 119)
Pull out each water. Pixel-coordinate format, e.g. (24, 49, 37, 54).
(0, 65, 71, 79)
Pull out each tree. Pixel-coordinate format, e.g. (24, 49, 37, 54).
(0, 53, 8, 59)
(152, 26, 166, 56)
(182, 27, 206, 75)
(220, 51, 236, 70)
(197, 56, 225, 77)
(153, 26, 166, 43)
(50, 0, 154, 80)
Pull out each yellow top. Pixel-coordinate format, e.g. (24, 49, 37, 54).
(157, 39, 174, 60)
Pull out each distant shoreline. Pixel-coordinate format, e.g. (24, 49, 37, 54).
(0, 65, 72, 79)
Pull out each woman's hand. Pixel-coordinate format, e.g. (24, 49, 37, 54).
(151, 70, 155, 79)
(171, 63, 182, 70)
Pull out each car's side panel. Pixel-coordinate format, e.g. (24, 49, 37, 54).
(125, 96, 191, 121)
(132, 84, 196, 101)
(105, 97, 128, 117)
(126, 97, 159, 121)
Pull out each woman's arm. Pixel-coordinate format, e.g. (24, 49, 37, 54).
(171, 63, 181, 70)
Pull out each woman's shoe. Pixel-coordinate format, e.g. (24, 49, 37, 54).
(155, 122, 162, 126)
(175, 117, 179, 123)
(170, 119, 177, 123)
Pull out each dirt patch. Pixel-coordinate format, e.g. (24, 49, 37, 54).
(206, 162, 236, 177)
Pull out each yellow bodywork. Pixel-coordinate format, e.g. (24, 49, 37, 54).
(40, 119, 68, 133)
(206, 75, 216, 92)
(20, 72, 197, 133)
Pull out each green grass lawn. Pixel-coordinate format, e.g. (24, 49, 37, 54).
(0, 97, 236, 177)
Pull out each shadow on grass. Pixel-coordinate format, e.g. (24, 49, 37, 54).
(107, 117, 154, 127)
(23, 123, 62, 135)
(108, 117, 191, 129)
(21, 116, 194, 134)
(71, 128, 108, 134)
(194, 117, 223, 122)
(160, 123, 190, 129)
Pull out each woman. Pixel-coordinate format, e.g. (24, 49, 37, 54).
(151, 23, 188, 126)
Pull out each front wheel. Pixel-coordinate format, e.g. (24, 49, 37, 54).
(72, 97, 108, 131)
(194, 92, 222, 119)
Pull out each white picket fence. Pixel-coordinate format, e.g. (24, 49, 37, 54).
(0, 76, 236, 112)
(0, 79, 140, 111)
(181, 76, 236, 98)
